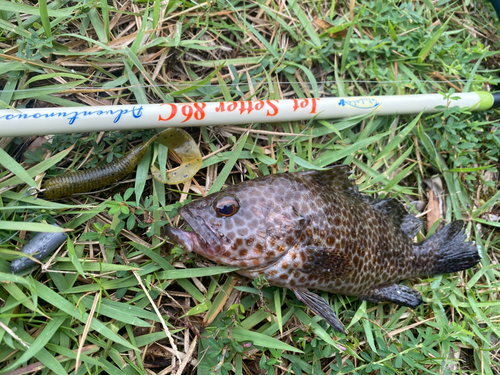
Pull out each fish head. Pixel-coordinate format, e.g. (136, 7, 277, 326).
(165, 176, 307, 269)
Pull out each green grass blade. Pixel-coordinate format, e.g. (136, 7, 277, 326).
(375, 113, 422, 162)
(66, 237, 85, 277)
(2, 314, 66, 372)
(294, 308, 360, 359)
(38, 0, 51, 38)
(0, 221, 66, 232)
(130, 242, 206, 302)
(0, 147, 37, 188)
(208, 133, 248, 194)
(0, 0, 70, 17)
(156, 266, 240, 279)
(418, 23, 447, 63)
(286, 0, 321, 47)
(0, 18, 31, 37)
(33, 280, 136, 350)
(274, 289, 283, 333)
(230, 327, 302, 353)
(80, 296, 154, 327)
(123, 59, 148, 104)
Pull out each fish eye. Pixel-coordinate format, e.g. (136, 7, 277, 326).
(214, 196, 240, 217)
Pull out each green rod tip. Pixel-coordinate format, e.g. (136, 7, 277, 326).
(474, 91, 494, 111)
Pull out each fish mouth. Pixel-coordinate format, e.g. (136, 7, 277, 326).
(165, 206, 223, 257)
(165, 226, 202, 253)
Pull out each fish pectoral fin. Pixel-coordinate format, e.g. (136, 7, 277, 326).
(301, 246, 353, 279)
(292, 288, 345, 333)
(361, 284, 423, 308)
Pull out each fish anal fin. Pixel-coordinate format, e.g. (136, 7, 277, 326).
(293, 288, 345, 333)
(368, 198, 422, 238)
(361, 284, 423, 308)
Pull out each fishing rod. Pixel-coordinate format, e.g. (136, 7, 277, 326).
(0, 91, 498, 137)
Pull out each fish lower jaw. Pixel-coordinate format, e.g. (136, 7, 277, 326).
(165, 226, 201, 253)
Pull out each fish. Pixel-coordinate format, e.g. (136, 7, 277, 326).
(165, 166, 481, 332)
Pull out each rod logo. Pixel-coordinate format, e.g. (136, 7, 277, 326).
(338, 98, 380, 109)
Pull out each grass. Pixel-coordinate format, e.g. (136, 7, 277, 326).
(0, 0, 500, 374)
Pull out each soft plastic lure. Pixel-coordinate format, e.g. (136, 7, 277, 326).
(150, 128, 203, 184)
(42, 129, 202, 199)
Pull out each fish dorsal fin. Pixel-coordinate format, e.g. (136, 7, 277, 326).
(308, 166, 421, 238)
(309, 165, 359, 197)
(367, 198, 422, 238)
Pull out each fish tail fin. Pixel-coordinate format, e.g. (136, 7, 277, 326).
(413, 220, 481, 276)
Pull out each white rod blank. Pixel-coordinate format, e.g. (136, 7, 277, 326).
(0, 92, 492, 137)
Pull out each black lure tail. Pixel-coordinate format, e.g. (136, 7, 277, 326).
(413, 220, 481, 276)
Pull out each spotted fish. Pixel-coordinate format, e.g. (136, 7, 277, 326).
(166, 166, 481, 332)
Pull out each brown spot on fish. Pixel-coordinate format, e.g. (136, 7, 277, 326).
(282, 261, 289, 269)
(279, 274, 288, 280)
(290, 251, 297, 260)
(268, 237, 276, 247)
(306, 228, 313, 238)
(269, 270, 278, 276)
(254, 244, 264, 255)
(240, 249, 248, 257)
(277, 245, 286, 253)
(353, 256, 359, 267)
